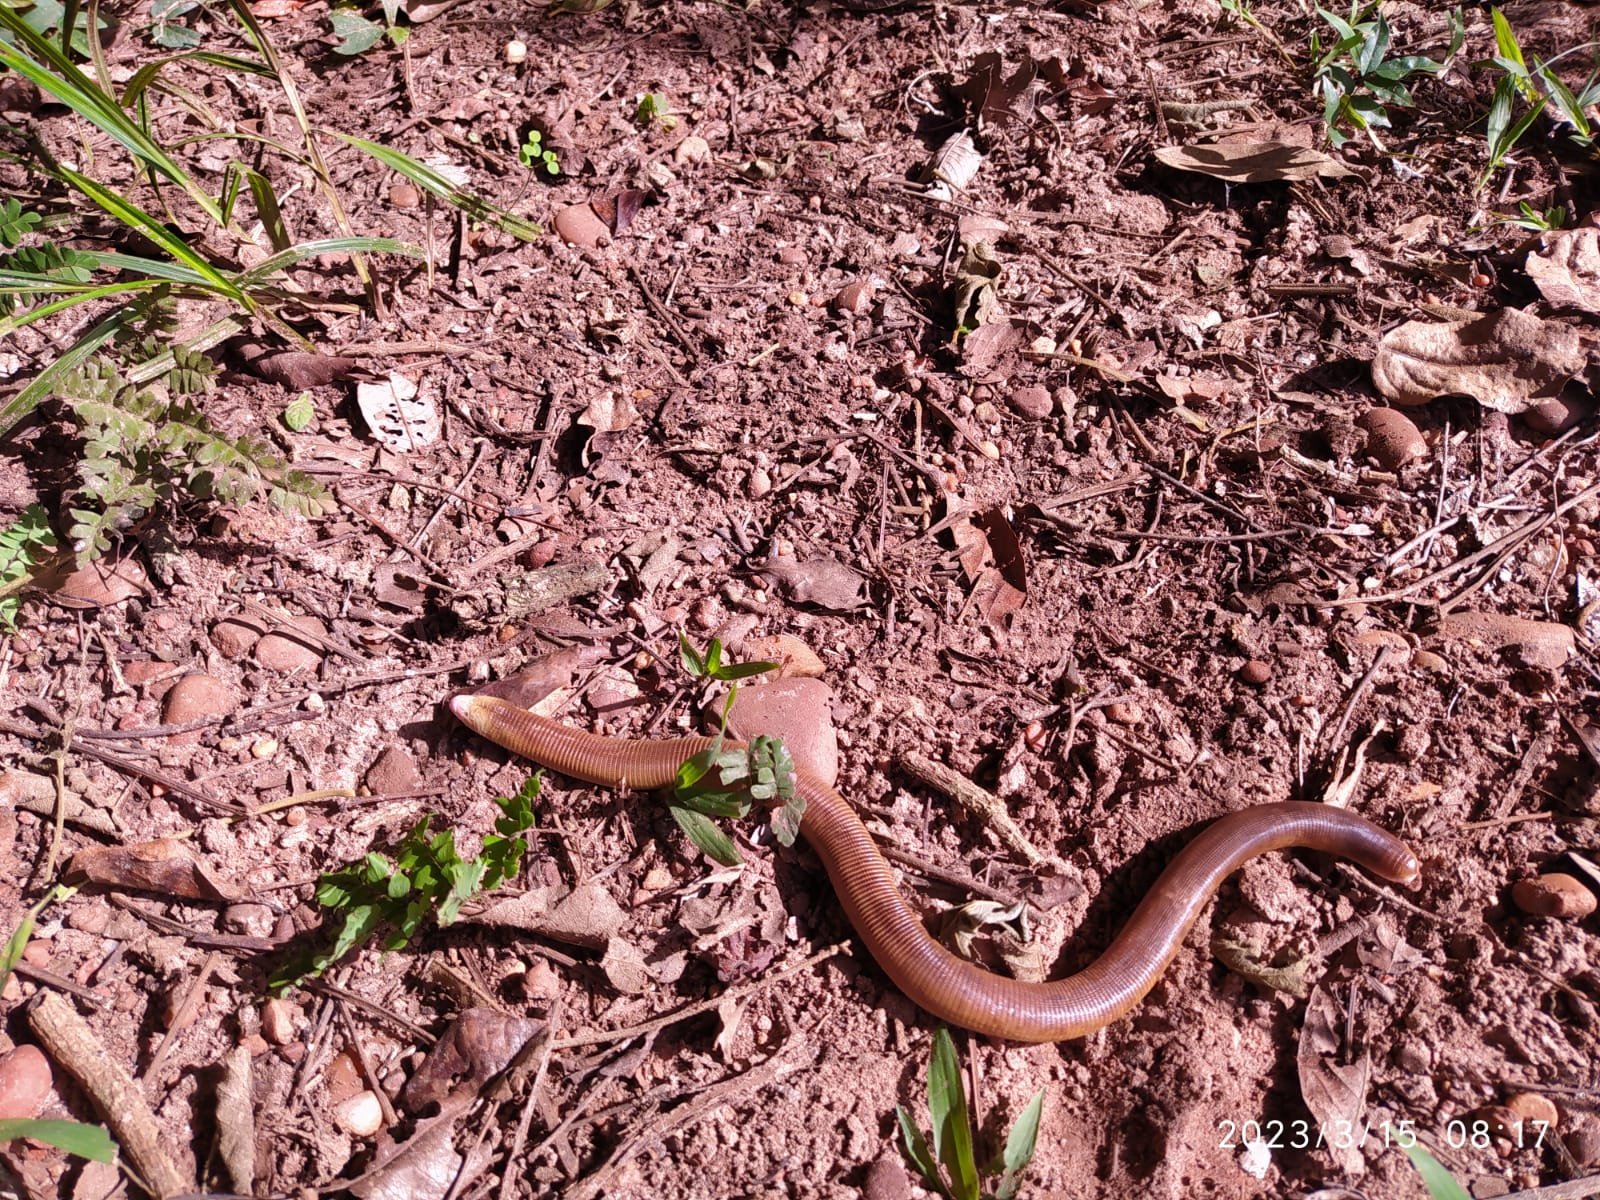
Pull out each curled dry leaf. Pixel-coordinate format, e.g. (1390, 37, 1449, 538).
(66, 838, 237, 900)
(1153, 140, 1356, 183)
(924, 130, 983, 192)
(958, 51, 1037, 128)
(576, 391, 640, 435)
(356, 373, 440, 452)
(1526, 225, 1600, 314)
(400, 1008, 544, 1115)
(1297, 983, 1370, 1176)
(1371, 307, 1587, 413)
(951, 240, 1003, 331)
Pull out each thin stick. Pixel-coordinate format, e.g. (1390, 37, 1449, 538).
(551, 941, 850, 1051)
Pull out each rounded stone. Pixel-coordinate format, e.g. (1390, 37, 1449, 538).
(255, 616, 326, 674)
(0, 1046, 53, 1121)
(1357, 407, 1428, 470)
(162, 673, 240, 726)
(1511, 873, 1596, 919)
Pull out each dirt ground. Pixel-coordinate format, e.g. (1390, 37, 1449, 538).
(2, 0, 1600, 1196)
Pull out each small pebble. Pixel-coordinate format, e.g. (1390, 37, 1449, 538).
(748, 467, 772, 499)
(388, 182, 421, 209)
(864, 1152, 912, 1200)
(834, 280, 873, 315)
(504, 38, 526, 64)
(261, 998, 298, 1046)
(1411, 649, 1448, 673)
(364, 747, 422, 795)
(0, 1046, 53, 1121)
(553, 204, 610, 249)
(210, 619, 261, 659)
(520, 958, 561, 1003)
(1008, 385, 1053, 419)
(1524, 392, 1594, 435)
(1504, 1092, 1559, 1130)
(1238, 660, 1272, 687)
(251, 737, 278, 760)
(333, 1091, 384, 1137)
(1511, 873, 1596, 919)
(1357, 407, 1428, 470)
(255, 616, 326, 674)
(641, 865, 673, 891)
(163, 673, 240, 732)
(1106, 702, 1142, 726)
(674, 135, 711, 166)
(1568, 1122, 1600, 1167)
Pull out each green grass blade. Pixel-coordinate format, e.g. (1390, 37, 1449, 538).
(0, 1118, 115, 1163)
(1400, 1142, 1472, 1200)
(335, 132, 542, 241)
(0, 280, 168, 336)
(243, 166, 290, 252)
(56, 165, 248, 304)
(0, 7, 224, 225)
(896, 1106, 946, 1196)
(238, 236, 424, 285)
(927, 1029, 979, 1200)
(993, 1088, 1045, 1200)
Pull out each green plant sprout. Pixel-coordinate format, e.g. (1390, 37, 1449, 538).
(668, 635, 795, 865)
(329, 0, 408, 56)
(0, 506, 57, 630)
(1399, 1140, 1471, 1200)
(1487, 200, 1568, 232)
(1312, 3, 1462, 148)
(518, 129, 561, 175)
(0, 886, 117, 1165)
(1477, 8, 1599, 188)
(897, 1028, 1044, 1200)
(269, 777, 538, 991)
(635, 91, 678, 131)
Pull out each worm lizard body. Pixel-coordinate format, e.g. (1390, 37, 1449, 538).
(451, 692, 1420, 1042)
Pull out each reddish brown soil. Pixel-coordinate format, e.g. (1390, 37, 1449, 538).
(2, 0, 1599, 1197)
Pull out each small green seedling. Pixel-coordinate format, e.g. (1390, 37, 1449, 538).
(0, 505, 57, 630)
(677, 632, 777, 684)
(329, 0, 408, 55)
(0, 886, 117, 1165)
(519, 129, 560, 175)
(635, 92, 678, 131)
(1399, 1140, 1471, 1200)
(1487, 200, 1568, 232)
(1477, 9, 1599, 187)
(270, 776, 538, 990)
(897, 1028, 1045, 1200)
(1312, 3, 1462, 148)
(669, 635, 795, 865)
(282, 393, 314, 432)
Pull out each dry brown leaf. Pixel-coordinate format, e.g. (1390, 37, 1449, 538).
(1526, 225, 1600, 314)
(951, 241, 1003, 330)
(66, 839, 237, 900)
(600, 937, 652, 995)
(356, 373, 438, 452)
(1154, 140, 1356, 183)
(1371, 307, 1587, 413)
(958, 52, 1036, 127)
(400, 1009, 545, 1115)
(1297, 984, 1370, 1176)
(1154, 373, 1231, 404)
(576, 391, 640, 434)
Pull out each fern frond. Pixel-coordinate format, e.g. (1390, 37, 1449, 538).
(0, 198, 42, 248)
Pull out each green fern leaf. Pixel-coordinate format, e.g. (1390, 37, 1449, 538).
(0, 199, 42, 248)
